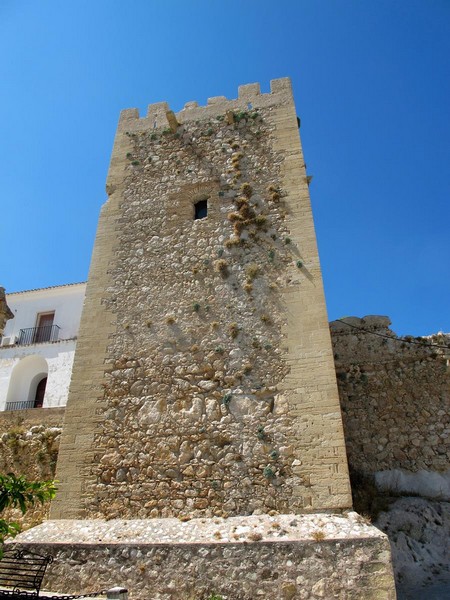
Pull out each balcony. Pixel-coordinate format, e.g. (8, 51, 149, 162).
(5, 400, 37, 411)
(18, 324, 60, 345)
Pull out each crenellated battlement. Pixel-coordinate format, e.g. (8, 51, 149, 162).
(117, 77, 293, 132)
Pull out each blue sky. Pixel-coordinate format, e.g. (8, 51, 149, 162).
(1, 0, 449, 335)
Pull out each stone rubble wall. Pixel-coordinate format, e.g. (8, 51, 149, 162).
(0, 407, 63, 529)
(331, 316, 450, 477)
(0, 287, 13, 336)
(12, 515, 396, 600)
(1, 316, 447, 517)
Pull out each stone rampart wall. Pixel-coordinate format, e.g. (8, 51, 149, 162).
(331, 316, 450, 477)
(0, 407, 63, 528)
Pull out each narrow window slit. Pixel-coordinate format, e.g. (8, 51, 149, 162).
(194, 199, 208, 220)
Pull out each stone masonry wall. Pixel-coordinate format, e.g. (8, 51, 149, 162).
(331, 316, 450, 477)
(0, 407, 63, 529)
(14, 515, 396, 600)
(51, 79, 351, 519)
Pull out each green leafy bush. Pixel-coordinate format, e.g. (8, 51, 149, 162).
(0, 473, 57, 557)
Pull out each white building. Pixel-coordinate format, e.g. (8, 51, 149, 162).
(0, 283, 86, 411)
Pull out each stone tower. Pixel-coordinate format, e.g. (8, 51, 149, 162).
(0, 287, 13, 335)
(51, 78, 352, 519)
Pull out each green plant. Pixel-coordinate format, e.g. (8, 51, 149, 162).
(215, 346, 224, 354)
(193, 302, 200, 313)
(150, 133, 157, 140)
(234, 110, 249, 122)
(263, 465, 275, 479)
(221, 393, 232, 407)
(208, 595, 224, 600)
(285, 237, 291, 245)
(269, 450, 279, 460)
(296, 260, 303, 269)
(0, 473, 57, 557)
(268, 249, 275, 262)
(126, 152, 132, 159)
(257, 426, 267, 441)
(131, 160, 140, 166)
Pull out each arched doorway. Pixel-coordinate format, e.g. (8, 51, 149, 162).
(34, 376, 47, 408)
(5, 355, 48, 410)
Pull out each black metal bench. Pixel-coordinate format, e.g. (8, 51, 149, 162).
(0, 548, 52, 597)
(0, 548, 122, 599)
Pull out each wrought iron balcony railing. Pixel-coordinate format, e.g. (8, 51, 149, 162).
(18, 324, 60, 345)
(5, 400, 37, 411)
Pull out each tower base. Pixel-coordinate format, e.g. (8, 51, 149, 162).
(11, 513, 396, 599)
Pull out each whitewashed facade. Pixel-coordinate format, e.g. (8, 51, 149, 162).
(0, 283, 86, 411)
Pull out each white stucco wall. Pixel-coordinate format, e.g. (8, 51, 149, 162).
(0, 340, 77, 410)
(0, 283, 86, 411)
(3, 283, 86, 342)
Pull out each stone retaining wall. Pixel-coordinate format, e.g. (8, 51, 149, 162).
(12, 515, 396, 600)
(0, 407, 63, 528)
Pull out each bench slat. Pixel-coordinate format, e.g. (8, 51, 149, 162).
(0, 549, 52, 596)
